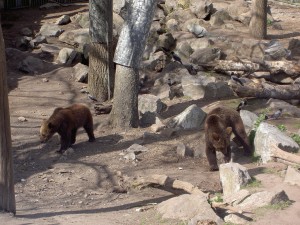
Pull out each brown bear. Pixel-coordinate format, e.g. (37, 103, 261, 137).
(204, 106, 251, 171)
(40, 103, 95, 153)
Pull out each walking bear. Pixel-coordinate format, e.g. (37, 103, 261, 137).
(40, 103, 95, 153)
(204, 106, 251, 171)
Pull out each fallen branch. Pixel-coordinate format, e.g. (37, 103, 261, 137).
(229, 79, 300, 100)
(133, 174, 247, 214)
(270, 144, 300, 165)
(94, 104, 112, 114)
(200, 60, 300, 77)
(211, 202, 245, 214)
(132, 174, 207, 196)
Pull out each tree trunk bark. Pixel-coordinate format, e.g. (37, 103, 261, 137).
(88, 0, 114, 102)
(110, 65, 139, 128)
(0, 25, 16, 214)
(249, 0, 268, 39)
(88, 42, 112, 102)
(110, 0, 157, 128)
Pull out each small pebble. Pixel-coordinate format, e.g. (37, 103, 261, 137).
(18, 117, 27, 122)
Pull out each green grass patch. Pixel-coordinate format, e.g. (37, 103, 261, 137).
(210, 192, 223, 203)
(253, 112, 268, 131)
(254, 200, 293, 217)
(277, 124, 287, 132)
(267, 19, 273, 26)
(291, 133, 300, 147)
(251, 152, 261, 163)
(243, 177, 262, 189)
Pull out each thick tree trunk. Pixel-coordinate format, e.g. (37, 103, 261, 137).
(249, 0, 268, 39)
(110, 0, 157, 128)
(0, 25, 16, 214)
(110, 65, 139, 128)
(88, 0, 114, 102)
(88, 43, 112, 102)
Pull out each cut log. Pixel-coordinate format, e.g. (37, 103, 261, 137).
(270, 144, 300, 165)
(94, 104, 112, 114)
(229, 79, 300, 100)
(200, 60, 300, 77)
(211, 202, 246, 214)
(133, 174, 246, 214)
(132, 174, 207, 196)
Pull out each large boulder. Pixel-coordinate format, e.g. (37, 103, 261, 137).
(284, 166, 300, 186)
(204, 82, 235, 100)
(29, 35, 47, 48)
(157, 32, 177, 52)
(190, 47, 221, 64)
(167, 9, 197, 28)
(226, 0, 250, 22)
(157, 194, 223, 225)
(239, 110, 258, 133)
(266, 99, 300, 117)
(138, 94, 166, 126)
(113, 0, 128, 15)
(71, 12, 89, 28)
(59, 28, 90, 46)
(254, 122, 299, 163)
(238, 189, 290, 211)
(189, 0, 214, 19)
(167, 104, 206, 130)
(55, 15, 71, 25)
(73, 63, 89, 83)
(219, 163, 252, 199)
(181, 74, 216, 100)
(189, 38, 214, 51)
(40, 44, 62, 54)
(38, 23, 64, 37)
(18, 56, 44, 74)
(57, 48, 77, 64)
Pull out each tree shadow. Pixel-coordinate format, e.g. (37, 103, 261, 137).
(2, 1, 89, 92)
(268, 32, 300, 40)
(16, 195, 174, 219)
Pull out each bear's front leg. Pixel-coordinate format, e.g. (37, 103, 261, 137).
(57, 133, 72, 154)
(205, 146, 218, 171)
(223, 146, 232, 163)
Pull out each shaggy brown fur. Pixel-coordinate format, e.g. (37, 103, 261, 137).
(204, 106, 251, 171)
(40, 103, 95, 153)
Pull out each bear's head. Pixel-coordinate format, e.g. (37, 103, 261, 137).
(40, 120, 58, 143)
(211, 127, 232, 154)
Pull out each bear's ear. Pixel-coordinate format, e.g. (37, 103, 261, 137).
(48, 122, 53, 129)
(212, 132, 220, 141)
(226, 127, 232, 135)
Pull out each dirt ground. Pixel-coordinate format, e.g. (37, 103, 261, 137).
(1, 1, 300, 224)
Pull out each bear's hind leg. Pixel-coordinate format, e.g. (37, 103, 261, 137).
(57, 132, 72, 153)
(84, 123, 95, 142)
(71, 128, 77, 144)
